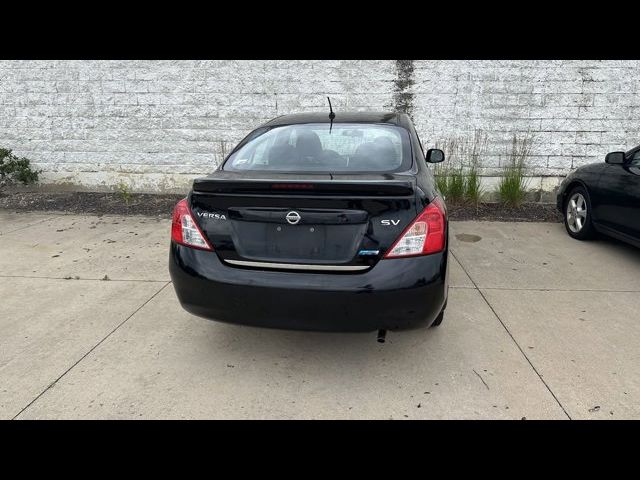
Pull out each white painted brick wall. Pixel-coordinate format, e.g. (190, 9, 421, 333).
(411, 60, 640, 182)
(1, 60, 639, 193)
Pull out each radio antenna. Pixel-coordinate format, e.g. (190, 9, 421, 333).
(327, 97, 335, 133)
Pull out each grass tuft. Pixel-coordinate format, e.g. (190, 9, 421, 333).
(434, 130, 487, 205)
(464, 129, 487, 205)
(498, 133, 534, 207)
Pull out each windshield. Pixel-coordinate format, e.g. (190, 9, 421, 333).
(223, 123, 412, 173)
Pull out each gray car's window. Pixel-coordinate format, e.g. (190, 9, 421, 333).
(224, 123, 412, 173)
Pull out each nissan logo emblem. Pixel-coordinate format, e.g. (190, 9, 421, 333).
(286, 211, 301, 225)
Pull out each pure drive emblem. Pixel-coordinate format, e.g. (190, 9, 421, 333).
(286, 211, 301, 225)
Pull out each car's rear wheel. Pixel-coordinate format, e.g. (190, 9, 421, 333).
(430, 310, 445, 327)
(431, 298, 447, 328)
(431, 286, 449, 327)
(564, 186, 595, 240)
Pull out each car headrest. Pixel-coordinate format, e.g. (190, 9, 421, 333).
(295, 130, 323, 158)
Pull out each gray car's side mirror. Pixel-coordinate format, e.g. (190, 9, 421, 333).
(605, 151, 625, 164)
(426, 149, 445, 163)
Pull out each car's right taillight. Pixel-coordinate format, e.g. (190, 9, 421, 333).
(171, 199, 213, 251)
(384, 197, 446, 258)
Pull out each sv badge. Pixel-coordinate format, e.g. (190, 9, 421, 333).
(380, 219, 400, 226)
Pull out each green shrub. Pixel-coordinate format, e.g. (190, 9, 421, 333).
(498, 133, 534, 207)
(0, 148, 40, 188)
(116, 182, 133, 205)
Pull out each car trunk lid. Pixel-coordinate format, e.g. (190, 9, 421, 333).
(189, 172, 418, 271)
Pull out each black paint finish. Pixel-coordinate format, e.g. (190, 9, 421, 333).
(557, 145, 640, 247)
(169, 111, 449, 332)
(169, 243, 448, 332)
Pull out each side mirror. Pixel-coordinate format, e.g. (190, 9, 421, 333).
(605, 151, 625, 164)
(426, 148, 445, 163)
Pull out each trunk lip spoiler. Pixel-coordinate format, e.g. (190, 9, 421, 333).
(192, 178, 415, 196)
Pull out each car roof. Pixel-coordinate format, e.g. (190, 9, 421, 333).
(261, 111, 411, 128)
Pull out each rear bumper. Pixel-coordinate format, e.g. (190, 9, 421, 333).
(169, 243, 449, 332)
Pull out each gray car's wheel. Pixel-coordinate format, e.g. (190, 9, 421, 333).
(564, 186, 595, 240)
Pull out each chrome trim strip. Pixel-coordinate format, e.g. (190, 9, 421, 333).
(224, 259, 369, 271)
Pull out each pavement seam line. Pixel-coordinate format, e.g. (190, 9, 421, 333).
(452, 285, 640, 293)
(450, 249, 572, 420)
(0, 209, 171, 220)
(0, 217, 52, 236)
(11, 281, 171, 420)
(0, 274, 169, 283)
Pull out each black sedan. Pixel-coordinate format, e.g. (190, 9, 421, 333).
(557, 145, 640, 248)
(169, 111, 449, 336)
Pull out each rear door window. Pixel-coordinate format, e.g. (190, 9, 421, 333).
(224, 123, 412, 173)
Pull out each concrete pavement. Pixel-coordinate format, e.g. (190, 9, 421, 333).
(1, 211, 639, 419)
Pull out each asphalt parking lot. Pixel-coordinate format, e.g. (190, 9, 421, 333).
(1, 210, 639, 419)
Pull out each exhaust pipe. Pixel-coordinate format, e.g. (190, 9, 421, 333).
(377, 329, 387, 343)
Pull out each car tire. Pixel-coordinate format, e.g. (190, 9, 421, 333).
(430, 309, 445, 327)
(564, 185, 595, 240)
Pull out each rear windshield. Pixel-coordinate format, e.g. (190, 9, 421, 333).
(223, 123, 412, 173)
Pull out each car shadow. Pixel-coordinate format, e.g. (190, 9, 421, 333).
(593, 234, 640, 262)
(201, 319, 443, 366)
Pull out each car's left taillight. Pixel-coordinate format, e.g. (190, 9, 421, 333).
(171, 198, 213, 251)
